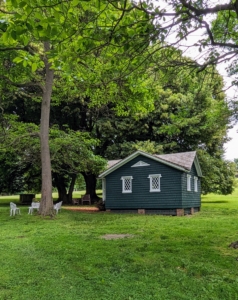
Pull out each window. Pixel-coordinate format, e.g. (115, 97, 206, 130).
(121, 176, 133, 193)
(148, 174, 161, 192)
(187, 174, 191, 191)
(194, 176, 198, 192)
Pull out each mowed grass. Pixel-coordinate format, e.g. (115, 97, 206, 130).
(1, 189, 238, 300)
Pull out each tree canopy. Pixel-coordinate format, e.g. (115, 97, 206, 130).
(130, 1, 238, 72)
(0, 0, 156, 215)
(0, 0, 237, 211)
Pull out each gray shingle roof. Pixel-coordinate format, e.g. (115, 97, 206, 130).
(107, 160, 121, 168)
(108, 151, 196, 171)
(154, 151, 197, 171)
(101, 150, 201, 178)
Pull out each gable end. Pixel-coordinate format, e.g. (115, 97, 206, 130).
(131, 161, 150, 167)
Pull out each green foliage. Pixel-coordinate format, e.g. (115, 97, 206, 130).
(234, 158, 238, 172)
(0, 117, 106, 194)
(197, 150, 236, 195)
(0, 0, 156, 113)
(49, 125, 106, 175)
(1, 188, 238, 299)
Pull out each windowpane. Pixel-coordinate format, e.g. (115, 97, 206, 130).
(194, 177, 198, 192)
(124, 178, 131, 191)
(152, 177, 160, 190)
(121, 176, 133, 193)
(148, 174, 161, 192)
(187, 175, 191, 191)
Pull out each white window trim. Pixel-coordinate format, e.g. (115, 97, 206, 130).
(121, 176, 133, 193)
(148, 174, 161, 192)
(187, 174, 191, 191)
(194, 176, 198, 192)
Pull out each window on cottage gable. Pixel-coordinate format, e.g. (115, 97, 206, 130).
(121, 176, 133, 193)
(148, 174, 161, 192)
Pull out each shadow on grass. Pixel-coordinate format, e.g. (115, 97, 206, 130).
(202, 200, 229, 204)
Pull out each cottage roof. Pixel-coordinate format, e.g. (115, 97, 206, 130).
(154, 151, 196, 171)
(99, 150, 202, 178)
(107, 160, 121, 168)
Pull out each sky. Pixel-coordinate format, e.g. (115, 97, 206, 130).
(158, 0, 238, 162)
(224, 124, 238, 161)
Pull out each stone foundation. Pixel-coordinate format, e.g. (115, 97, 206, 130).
(176, 208, 184, 216)
(108, 207, 200, 216)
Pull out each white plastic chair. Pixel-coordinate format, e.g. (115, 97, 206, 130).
(54, 201, 63, 214)
(10, 202, 21, 216)
(28, 202, 40, 214)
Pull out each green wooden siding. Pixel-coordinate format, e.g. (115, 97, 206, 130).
(105, 155, 188, 210)
(181, 163, 201, 208)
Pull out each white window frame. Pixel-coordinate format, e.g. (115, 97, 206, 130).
(187, 174, 191, 191)
(121, 176, 133, 193)
(194, 176, 198, 192)
(148, 174, 161, 192)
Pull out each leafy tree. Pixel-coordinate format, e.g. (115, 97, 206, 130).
(55, 55, 233, 195)
(197, 150, 236, 195)
(0, 117, 106, 202)
(234, 158, 238, 173)
(0, 0, 155, 215)
(129, 1, 238, 72)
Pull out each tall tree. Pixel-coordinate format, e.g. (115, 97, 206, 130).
(56, 56, 233, 195)
(0, 0, 155, 215)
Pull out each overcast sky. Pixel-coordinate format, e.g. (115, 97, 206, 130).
(224, 124, 238, 161)
(159, 0, 237, 161)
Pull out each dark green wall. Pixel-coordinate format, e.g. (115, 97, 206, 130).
(105, 155, 201, 210)
(181, 163, 201, 208)
(105, 154, 191, 210)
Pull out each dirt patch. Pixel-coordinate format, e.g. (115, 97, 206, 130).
(101, 234, 135, 240)
(229, 241, 238, 249)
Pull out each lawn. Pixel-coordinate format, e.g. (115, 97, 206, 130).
(1, 189, 238, 300)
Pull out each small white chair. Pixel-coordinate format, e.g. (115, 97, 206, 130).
(54, 201, 63, 214)
(10, 202, 21, 216)
(28, 202, 40, 214)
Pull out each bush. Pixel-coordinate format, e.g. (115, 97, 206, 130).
(95, 199, 105, 211)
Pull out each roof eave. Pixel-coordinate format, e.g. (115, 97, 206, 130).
(98, 150, 187, 178)
(194, 155, 203, 177)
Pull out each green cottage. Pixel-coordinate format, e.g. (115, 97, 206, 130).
(98, 150, 202, 216)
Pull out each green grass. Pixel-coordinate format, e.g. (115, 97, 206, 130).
(1, 190, 238, 299)
(0, 190, 103, 206)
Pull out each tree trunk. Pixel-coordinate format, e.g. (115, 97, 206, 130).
(81, 172, 100, 204)
(53, 173, 68, 203)
(39, 41, 54, 216)
(53, 173, 77, 204)
(67, 174, 77, 204)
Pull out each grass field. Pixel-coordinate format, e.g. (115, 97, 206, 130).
(1, 189, 238, 300)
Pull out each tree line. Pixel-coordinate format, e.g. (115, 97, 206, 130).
(0, 0, 237, 215)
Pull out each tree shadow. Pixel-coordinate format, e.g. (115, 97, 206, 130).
(202, 201, 229, 204)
